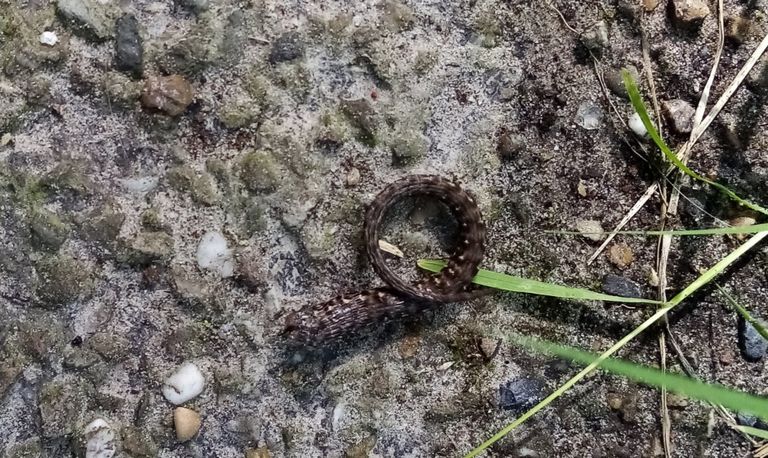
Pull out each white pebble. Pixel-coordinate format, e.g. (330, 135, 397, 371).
(196, 231, 234, 278)
(84, 419, 116, 458)
(576, 219, 605, 242)
(39, 31, 58, 46)
(575, 101, 603, 130)
(162, 362, 205, 405)
(120, 176, 159, 193)
(629, 112, 648, 138)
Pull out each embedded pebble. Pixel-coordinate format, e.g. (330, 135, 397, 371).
(162, 362, 206, 405)
(662, 99, 695, 134)
(605, 65, 639, 98)
(726, 16, 753, 44)
(196, 231, 234, 278)
(580, 21, 609, 52)
(141, 75, 194, 116)
(115, 14, 143, 77)
(83, 419, 117, 458)
(40, 31, 59, 46)
(576, 219, 604, 242)
(269, 32, 304, 64)
(738, 318, 767, 362)
(497, 130, 524, 160)
(602, 274, 643, 298)
(672, 0, 710, 25)
(498, 378, 544, 412)
(174, 407, 202, 442)
(608, 242, 634, 269)
(730, 216, 756, 241)
(575, 101, 603, 130)
(56, 0, 119, 39)
(345, 167, 361, 187)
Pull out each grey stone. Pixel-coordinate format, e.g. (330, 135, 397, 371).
(580, 21, 609, 52)
(35, 255, 93, 307)
(39, 376, 93, 437)
(115, 14, 143, 77)
(662, 99, 695, 134)
(269, 32, 304, 64)
(179, 0, 209, 14)
(738, 317, 768, 362)
(125, 231, 175, 266)
(601, 274, 643, 299)
(57, 0, 119, 40)
(605, 65, 639, 99)
(499, 378, 544, 412)
(29, 209, 70, 252)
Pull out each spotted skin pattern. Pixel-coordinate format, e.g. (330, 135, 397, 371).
(282, 175, 487, 344)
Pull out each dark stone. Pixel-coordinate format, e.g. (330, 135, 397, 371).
(496, 130, 524, 160)
(269, 32, 304, 64)
(601, 274, 643, 298)
(737, 411, 768, 430)
(115, 14, 143, 77)
(498, 377, 544, 412)
(738, 317, 768, 362)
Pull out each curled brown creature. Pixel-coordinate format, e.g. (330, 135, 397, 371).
(282, 175, 489, 345)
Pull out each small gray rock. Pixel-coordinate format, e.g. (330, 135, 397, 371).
(499, 378, 544, 412)
(125, 231, 175, 266)
(580, 21, 609, 52)
(180, 0, 209, 14)
(39, 376, 93, 437)
(575, 101, 603, 130)
(605, 65, 639, 99)
(485, 68, 524, 102)
(269, 32, 304, 64)
(115, 14, 143, 77)
(738, 317, 768, 362)
(662, 99, 695, 134)
(57, 0, 119, 40)
(601, 274, 643, 298)
(29, 209, 70, 252)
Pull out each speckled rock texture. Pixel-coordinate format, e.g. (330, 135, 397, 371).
(2, 0, 768, 456)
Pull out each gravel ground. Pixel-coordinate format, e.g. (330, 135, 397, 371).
(2, 0, 768, 456)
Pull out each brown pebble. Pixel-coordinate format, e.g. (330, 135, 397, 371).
(606, 392, 623, 410)
(718, 349, 735, 366)
(173, 407, 201, 442)
(672, 0, 710, 25)
(496, 130, 523, 160)
(398, 334, 420, 358)
(141, 75, 194, 116)
(730, 216, 756, 241)
(608, 242, 634, 269)
(478, 337, 500, 360)
(246, 447, 271, 458)
(662, 99, 695, 134)
(643, 0, 660, 11)
(726, 16, 753, 44)
(345, 167, 361, 187)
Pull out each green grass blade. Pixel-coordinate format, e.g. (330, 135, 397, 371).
(515, 335, 768, 420)
(718, 285, 768, 341)
(547, 223, 768, 237)
(622, 69, 768, 216)
(464, 232, 768, 458)
(735, 425, 768, 440)
(417, 259, 662, 305)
